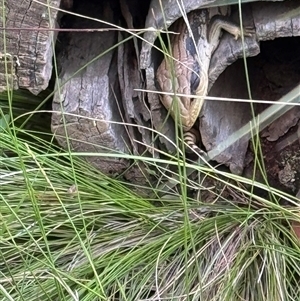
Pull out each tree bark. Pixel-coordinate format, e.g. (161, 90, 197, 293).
(0, 0, 61, 94)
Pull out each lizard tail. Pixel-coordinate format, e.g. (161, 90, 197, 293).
(183, 129, 205, 155)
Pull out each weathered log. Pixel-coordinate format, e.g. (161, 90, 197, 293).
(0, 0, 61, 94)
(204, 0, 300, 173)
(141, 0, 300, 174)
(51, 0, 152, 184)
(140, 0, 284, 69)
(52, 1, 130, 176)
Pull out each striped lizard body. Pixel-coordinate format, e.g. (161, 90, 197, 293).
(156, 9, 253, 155)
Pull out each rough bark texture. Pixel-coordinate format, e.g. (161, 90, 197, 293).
(52, 1, 131, 177)
(0, 0, 61, 95)
(51, 0, 151, 184)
